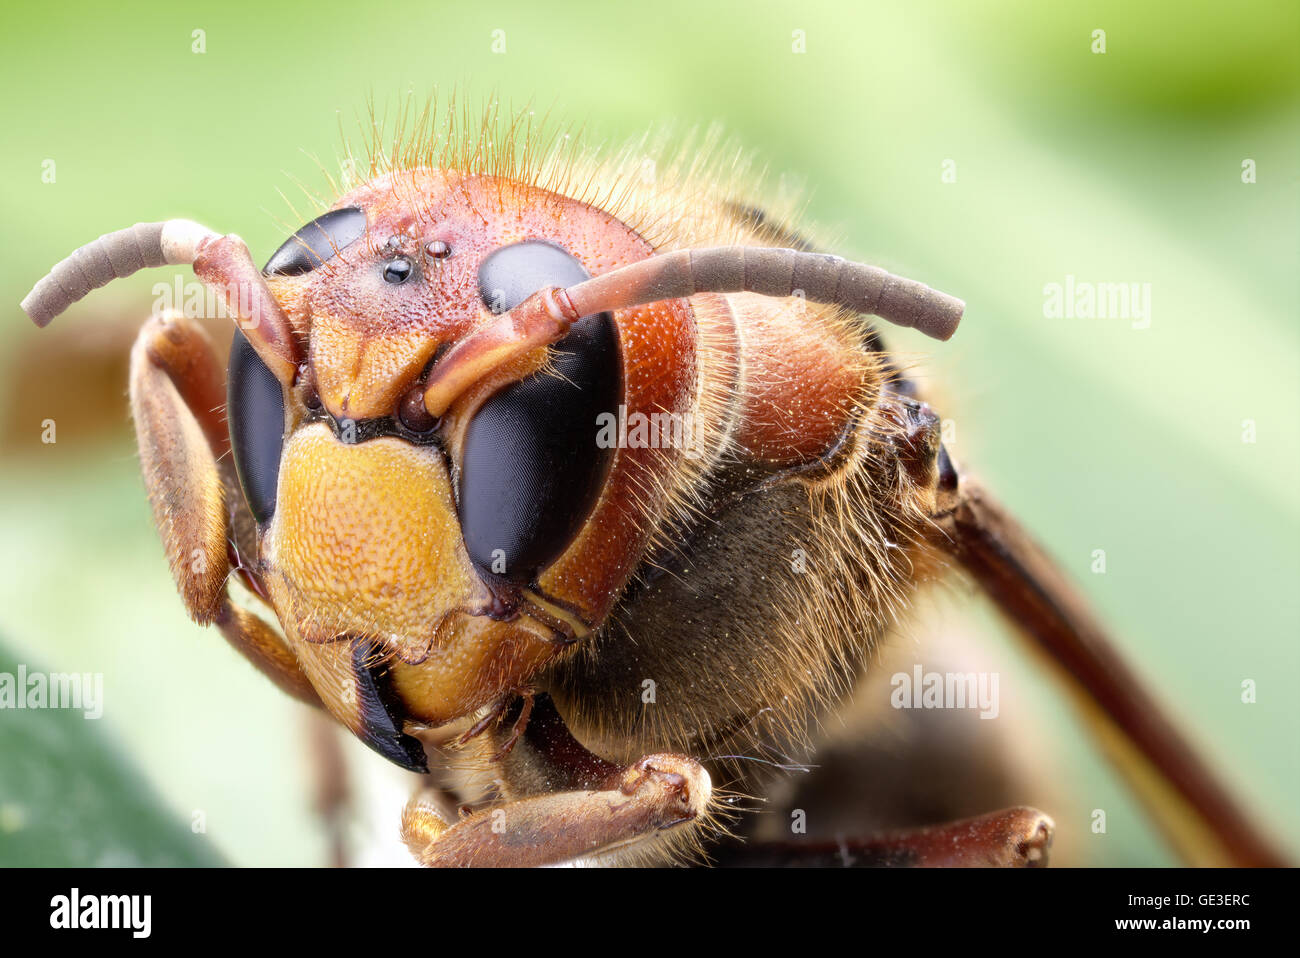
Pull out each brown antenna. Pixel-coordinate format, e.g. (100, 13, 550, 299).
(424, 246, 964, 417)
(21, 220, 299, 383)
(21, 220, 217, 327)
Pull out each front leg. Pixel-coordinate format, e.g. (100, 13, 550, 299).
(402, 694, 713, 867)
(129, 310, 318, 706)
(129, 310, 229, 622)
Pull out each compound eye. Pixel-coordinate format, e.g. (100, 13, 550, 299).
(263, 206, 367, 277)
(459, 241, 620, 583)
(476, 239, 589, 315)
(227, 330, 285, 524)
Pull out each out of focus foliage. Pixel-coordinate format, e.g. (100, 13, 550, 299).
(0, 0, 1295, 865)
(0, 639, 223, 866)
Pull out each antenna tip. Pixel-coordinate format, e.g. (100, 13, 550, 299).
(20, 285, 57, 327)
(878, 276, 964, 341)
(923, 293, 965, 342)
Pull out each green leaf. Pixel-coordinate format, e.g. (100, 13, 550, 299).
(0, 639, 225, 866)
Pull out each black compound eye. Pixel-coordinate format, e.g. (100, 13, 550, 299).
(383, 256, 414, 284)
(459, 241, 620, 583)
(227, 330, 285, 524)
(477, 239, 586, 316)
(263, 206, 367, 277)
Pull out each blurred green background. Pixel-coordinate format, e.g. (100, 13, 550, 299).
(0, 0, 1296, 866)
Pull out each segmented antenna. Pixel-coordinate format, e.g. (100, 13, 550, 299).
(565, 247, 964, 342)
(21, 220, 219, 327)
(424, 246, 965, 417)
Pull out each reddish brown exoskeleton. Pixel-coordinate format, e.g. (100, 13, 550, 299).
(20, 114, 1282, 867)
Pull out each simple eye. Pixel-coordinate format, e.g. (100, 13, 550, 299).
(383, 256, 414, 284)
(227, 330, 285, 524)
(263, 206, 367, 277)
(459, 241, 620, 583)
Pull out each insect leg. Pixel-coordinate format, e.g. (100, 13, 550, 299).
(212, 599, 319, 706)
(717, 807, 1054, 867)
(931, 460, 1286, 867)
(305, 709, 352, 868)
(401, 694, 713, 867)
(129, 310, 231, 622)
(129, 311, 318, 706)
